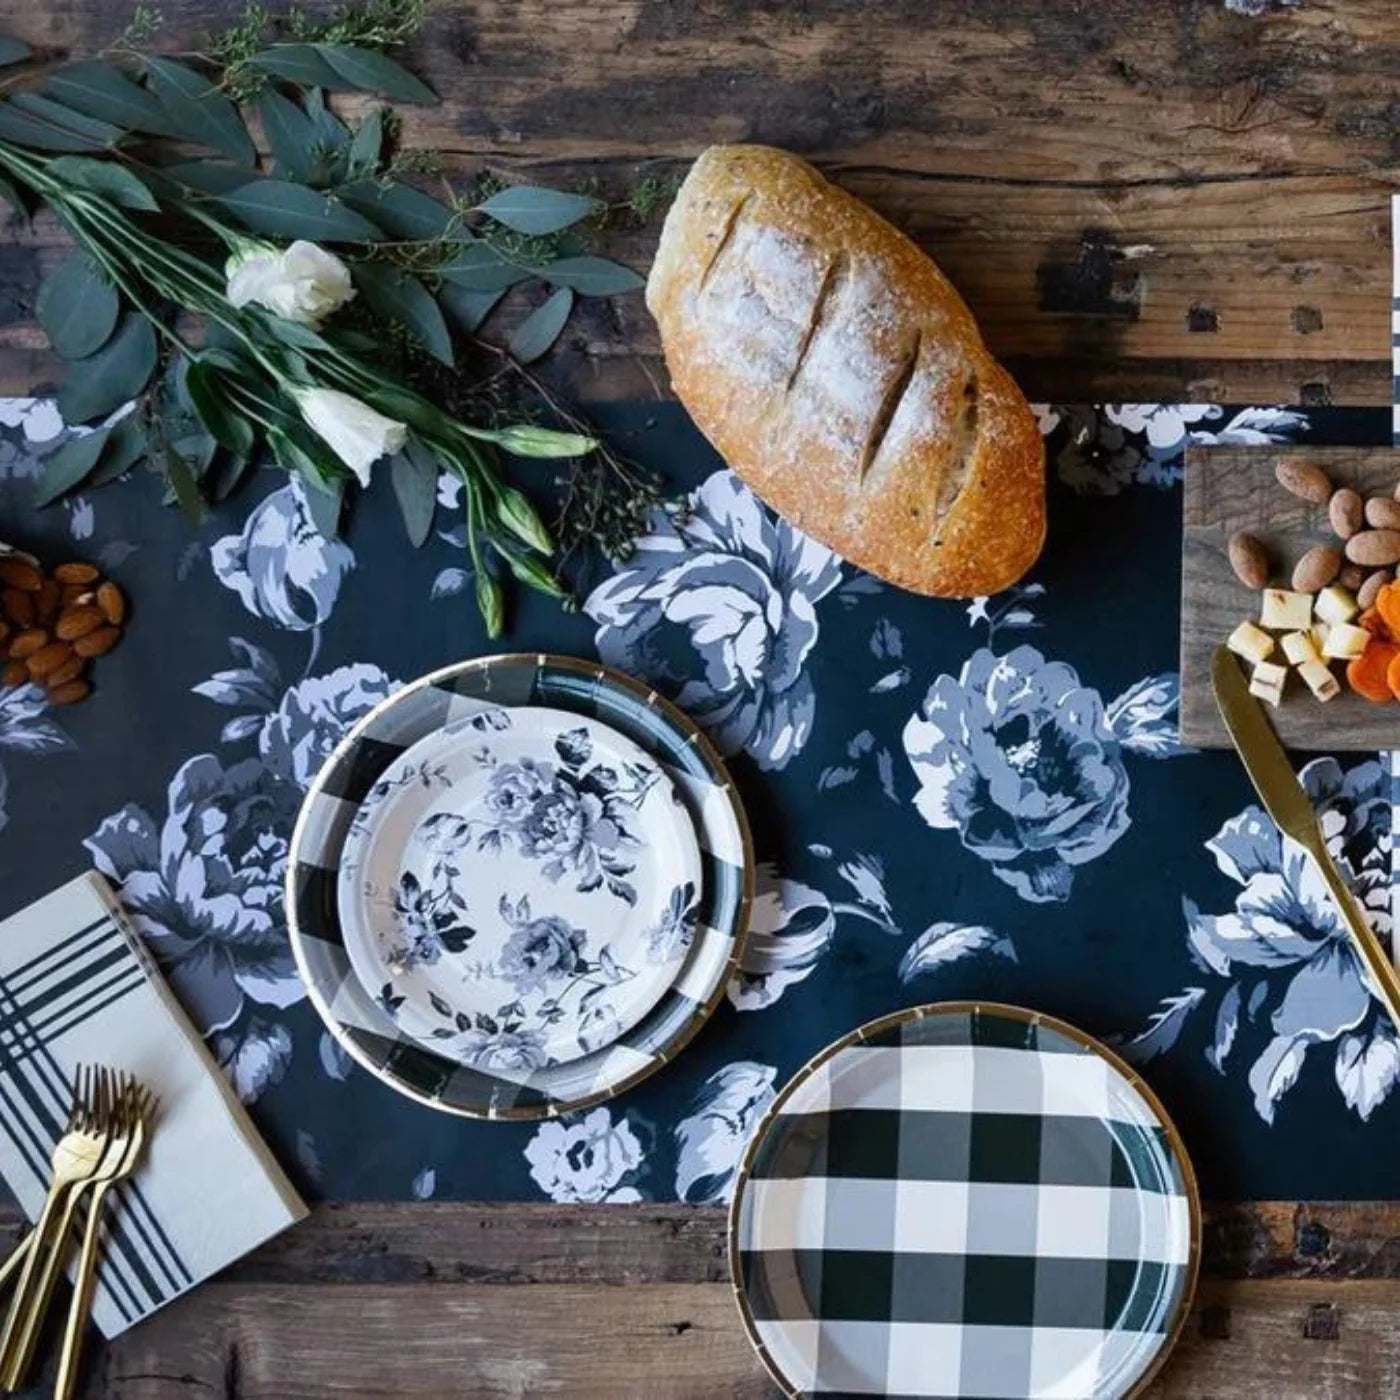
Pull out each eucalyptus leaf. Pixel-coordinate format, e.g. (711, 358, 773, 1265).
(346, 109, 382, 177)
(507, 286, 573, 364)
(56, 315, 157, 425)
(33, 426, 111, 506)
(145, 57, 256, 163)
(302, 474, 344, 538)
(337, 178, 453, 239)
(211, 451, 255, 501)
(171, 432, 218, 480)
(247, 45, 348, 90)
(87, 413, 149, 486)
(46, 155, 157, 211)
(352, 263, 453, 364)
(185, 358, 256, 457)
(476, 185, 598, 236)
(10, 92, 124, 145)
(218, 179, 381, 242)
(438, 242, 535, 293)
(544, 255, 644, 297)
(304, 88, 349, 164)
(0, 101, 109, 152)
(254, 87, 319, 184)
(46, 62, 184, 138)
(390, 440, 438, 547)
(436, 283, 504, 335)
(36, 253, 118, 360)
(0, 36, 30, 67)
(163, 442, 207, 522)
(151, 160, 259, 195)
(314, 45, 438, 104)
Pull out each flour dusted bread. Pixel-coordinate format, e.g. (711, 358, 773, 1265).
(647, 145, 1045, 597)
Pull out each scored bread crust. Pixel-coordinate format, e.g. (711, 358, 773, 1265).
(646, 145, 1046, 598)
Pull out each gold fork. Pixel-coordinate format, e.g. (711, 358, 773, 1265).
(0, 1066, 116, 1386)
(54, 1077, 154, 1400)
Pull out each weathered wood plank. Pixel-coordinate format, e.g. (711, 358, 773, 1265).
(0, 2, 1394, 402)
(1, 1201, 1399, 1396)
(1182, 445, 1400, 749)
(71, 1277, 1400, 1399)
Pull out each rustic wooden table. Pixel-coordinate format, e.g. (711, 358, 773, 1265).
(3, 1, 1400, 1396)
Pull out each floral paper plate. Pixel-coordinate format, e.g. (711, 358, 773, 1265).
(336, 705, 703, 1067)
(287, 654, 753, 1119)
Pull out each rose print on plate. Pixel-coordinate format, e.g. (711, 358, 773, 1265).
(337, 705, 703, 1071)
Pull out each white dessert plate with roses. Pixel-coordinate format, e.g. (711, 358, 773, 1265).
(337, 704, 703, 1068)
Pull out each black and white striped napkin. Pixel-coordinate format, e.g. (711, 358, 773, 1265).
(0, 872, 306, 1338)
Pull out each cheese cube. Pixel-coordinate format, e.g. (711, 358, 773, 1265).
(1249, 661, 1286, 706)
(1315, 584, 1359, 627)
(1261, 589, 1314, 632)
(1282, 631, 1320, 667)
(1298, 659, 1340, 701)
(1323, 621, 1371, 660)
(1228, 620, 1275, 664)
(1310, 621, 1331, 654)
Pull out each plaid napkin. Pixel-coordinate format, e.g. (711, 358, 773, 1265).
(0, 872, 306, 1338)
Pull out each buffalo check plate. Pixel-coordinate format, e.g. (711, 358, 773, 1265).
(730, 1003, 1199, 1400)
(287, 653, 753, 1120)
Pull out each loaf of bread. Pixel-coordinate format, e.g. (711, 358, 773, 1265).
(646, 145, 1045, 597)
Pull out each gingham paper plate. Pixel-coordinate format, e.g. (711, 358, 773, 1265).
(287, 654, 753, 1120)
(731, 1003, 1200, 1400)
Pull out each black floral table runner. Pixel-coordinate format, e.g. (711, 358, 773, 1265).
(1, 397, 1396, 1205)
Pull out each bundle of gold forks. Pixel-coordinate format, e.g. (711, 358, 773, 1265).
(0, 1065, 153, 1396)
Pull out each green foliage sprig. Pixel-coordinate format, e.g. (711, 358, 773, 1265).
(0, 1, 656, 635)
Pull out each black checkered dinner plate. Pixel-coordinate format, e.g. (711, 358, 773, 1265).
(286, 653, 754, 1119)
(730, 1003, 1200, 1399)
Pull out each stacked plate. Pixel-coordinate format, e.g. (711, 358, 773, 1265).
(287, 654, 754, 1119)
(731, 1003, 1200, 1400)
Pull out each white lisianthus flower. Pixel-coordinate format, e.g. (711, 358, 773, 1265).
(293, 387, 407, 486)
(225, 240, 356, 327)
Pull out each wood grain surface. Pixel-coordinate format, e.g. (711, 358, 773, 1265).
(1182, 445, 1400, 749)
(0, 1, 1396, 402)
(0, 1200, 1390, 1399)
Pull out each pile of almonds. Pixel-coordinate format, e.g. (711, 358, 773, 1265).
(1228, 460, 1400, 606)
(0, 554, 126, 704)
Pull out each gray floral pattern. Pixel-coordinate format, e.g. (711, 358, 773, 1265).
(584, 469, 842, 770)
(1161, 758, 1396, 1123)
(903, 645, 1133, 902)
(211, 480, 354, 631)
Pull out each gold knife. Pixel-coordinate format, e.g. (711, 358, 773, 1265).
(1212, 645, 1400, 1032)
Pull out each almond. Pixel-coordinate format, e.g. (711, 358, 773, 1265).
(1, 589, 33, 628)
(46, 679, 89, 705)
(73, 626, 120, 658)
(1, 661, 24, 688)
(95, 581, 125, 626)
(52, 562, 98, 585)
(1227, 531, 1270, 589)
(59, 584, 92, 607)
(1366, 497, 1400, 531)
(55, 606, 103, 641)
(1359, 570, 1393, 610)
(34, 578, 59, 622)
(1292, 545, 1342, 593)
(0, 619, 7, 646)
(1346, 530, 1400, 566)
(8, 628, 48, 660)
(1339, 564, 1367, 592)
(44, 655, 85, 689)
(1329, 488, 1364, 539)
(0, 558, 41, 591)
(1276, 459, 1332, 504)
(24, 641, 71, 678)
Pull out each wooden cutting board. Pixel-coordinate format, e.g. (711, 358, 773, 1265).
(1181, 445, 1400, 750)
